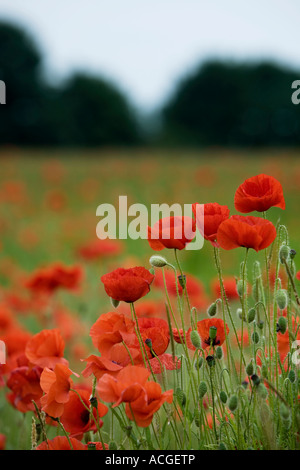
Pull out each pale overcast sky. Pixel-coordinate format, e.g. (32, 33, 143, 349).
(0, 0, 299, 110)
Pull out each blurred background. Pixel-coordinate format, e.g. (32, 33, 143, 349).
(0, 0, 300, 147)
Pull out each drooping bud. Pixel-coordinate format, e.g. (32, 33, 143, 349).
(110, 298, 120, 308)
(149, 255, 168, 268)
(228, 395, 238, 412)
(277, 316, 287, 334)
(251, 331, 260, 344)
(198, 381, 207, 398)
(207, 302, 217, 317)
(257, 320, 264, 330)
(220, 390, 227, 404)
(190, 330, 201, 349)
(176, 388, 186, 407)
(279, 245, 290, 264)
(275, 289, 288, 310)
(246, 361, 254, 377)
(288, 370, 296, 383)
(194, 357, 203, 370)
(247, 308, 256, 323)
(215, 346, 223, 360)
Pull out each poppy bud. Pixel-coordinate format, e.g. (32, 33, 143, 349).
(190, 330, 201, 349)
(176, 387, 186, 407)
(236, 280, 244, 297)
(149, 255, 168, 268)
(279, 245, 290, 264)
(218, 442, 227, 450)
(228, 394, 238, 412)
(246, 361, 254, 377)
(220, 390, 227, 404)
(288, 370, 296, 383)
(251, 374, 260, 386)
(110, 298, 120, 309)
(257, 383, 268, 399)
(215, 346, 223, 360)
(277, 316, 287, 334)
(247, 308, 256, 323)
(209, 326, 217, 341)
(178, 274, 186, 289)
(207, 302, 217, 317)
(257, 320, 264, 330)
(194, 409, 201, 428)
(251, 331, 260, 344)
(198, 381, 207, 398)
(275, 289, 288, 310)
(109, 441, 118, 450)
(194, 357, 203, 370)
(261, 364, 268, 379)
(206, 355, 215, 367)
(290, 249, 297, 259)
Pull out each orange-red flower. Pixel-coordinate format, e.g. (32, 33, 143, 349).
(234, 174, 285, 213)
(25, 263, 83, 295)
(60, 388, 108, 439)
(40, 364, 75, 418)
(138, 317, 170, 359)
(77, 238, 123, 260)
(148, 216, 196, 251)
(217, 215, 276, 252)
(90, 312, 136, 356)
(37, 436, 87, 450)
(101, 267, 154, 303)
(296, 271, 300, 281)
(211, 276, 240, 300)
(6, 364, 43, 413)
(25, 329, 68, 369)
(0, 434, 6, 450)
(197, 318, 229, 349)
(97, 365, 173, 427)
(192, 202, 230, 247)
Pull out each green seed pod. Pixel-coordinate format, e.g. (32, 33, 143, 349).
(277, 316, 287, 334)
(110, 298, 120, 308)
(207, 302, 217, 317)
(176, 387, 186, 407)
(215, 346, 223, 360)
(257, 320, 264, 330)
(247, 308, 256, 323)
(261, 364, 268, 379)
(288, 370, 296, 383)
(228, 394, 238, 412)
(280, 403, 291, 420)
(198, 381, 208, 399)
(149, 255, 168, 268)
(257, 383, 268, 399)
(236, 280, 244, 297)
(209, 326, 217, 340)
(194, 357, 204, 370)
(246, 361, 254, 376)
(218, 442, 227, 450)
(190, 330, 201, 349)
(251, 374, 261, 386)
(279, 245, 290, 264)
(220, 390, 227, 404)
(251, 331, 260, 344)
(275, 289, 288, 310)
(206, 355, 216, 367)
(109, 441, 118, 450)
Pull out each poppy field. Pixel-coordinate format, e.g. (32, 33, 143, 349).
(0, 148, 300, 451)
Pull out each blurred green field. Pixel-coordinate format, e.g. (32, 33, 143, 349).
(0, 148, 300, 449)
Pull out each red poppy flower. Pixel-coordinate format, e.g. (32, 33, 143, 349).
(192, 202, 230, 247)
(197, 318, 229, 349)
(6, 365, 43, 413)
(0, 434, 6, 450)
(77, 239, 123, 260)
(25, 329, 68, 369)
(138, 317, 170, 359)
(148, 216, 196, 251)
(40, 364, 75, 418)
(60, 388, 108, 439)
(234, 174, 285, 213)
(217, 215, 276, 252)
(37, 436, 87, 450)
(296, 271, 300, 281)
(211, 276, 240, 300)
(25, 263, 83, 295)
(90, 312, 136, 355)
(101, 267, 154, 303)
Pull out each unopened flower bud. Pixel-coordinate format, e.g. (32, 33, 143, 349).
(228, 394, 238, 412)
(251, 374, 260, 386)
(288, 370, 296, 383)
(247, 308, 256, 323)
(206, 355, 216, 367)
(111, 298, 120, 308)
(261, 364, 268, 379)
(279, 245, 290, 264)
(246, 361, 254, 377)
(176, 388, 186, 407)
(275, 289, 288, 310)
(251, 331, 260, 344)
(190, 330, 201, 349)
(207, 302, 217, 317)
(220, 391, 227, 404)
(194, 409, 201, 427)
(149, 255, 168, 268)
(215, 346, 223, 360)
(277, 316, 287, 334)
(194, 357, 203, 370)
(198, 381, 207, 398)
(236, 280, 244, 297)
